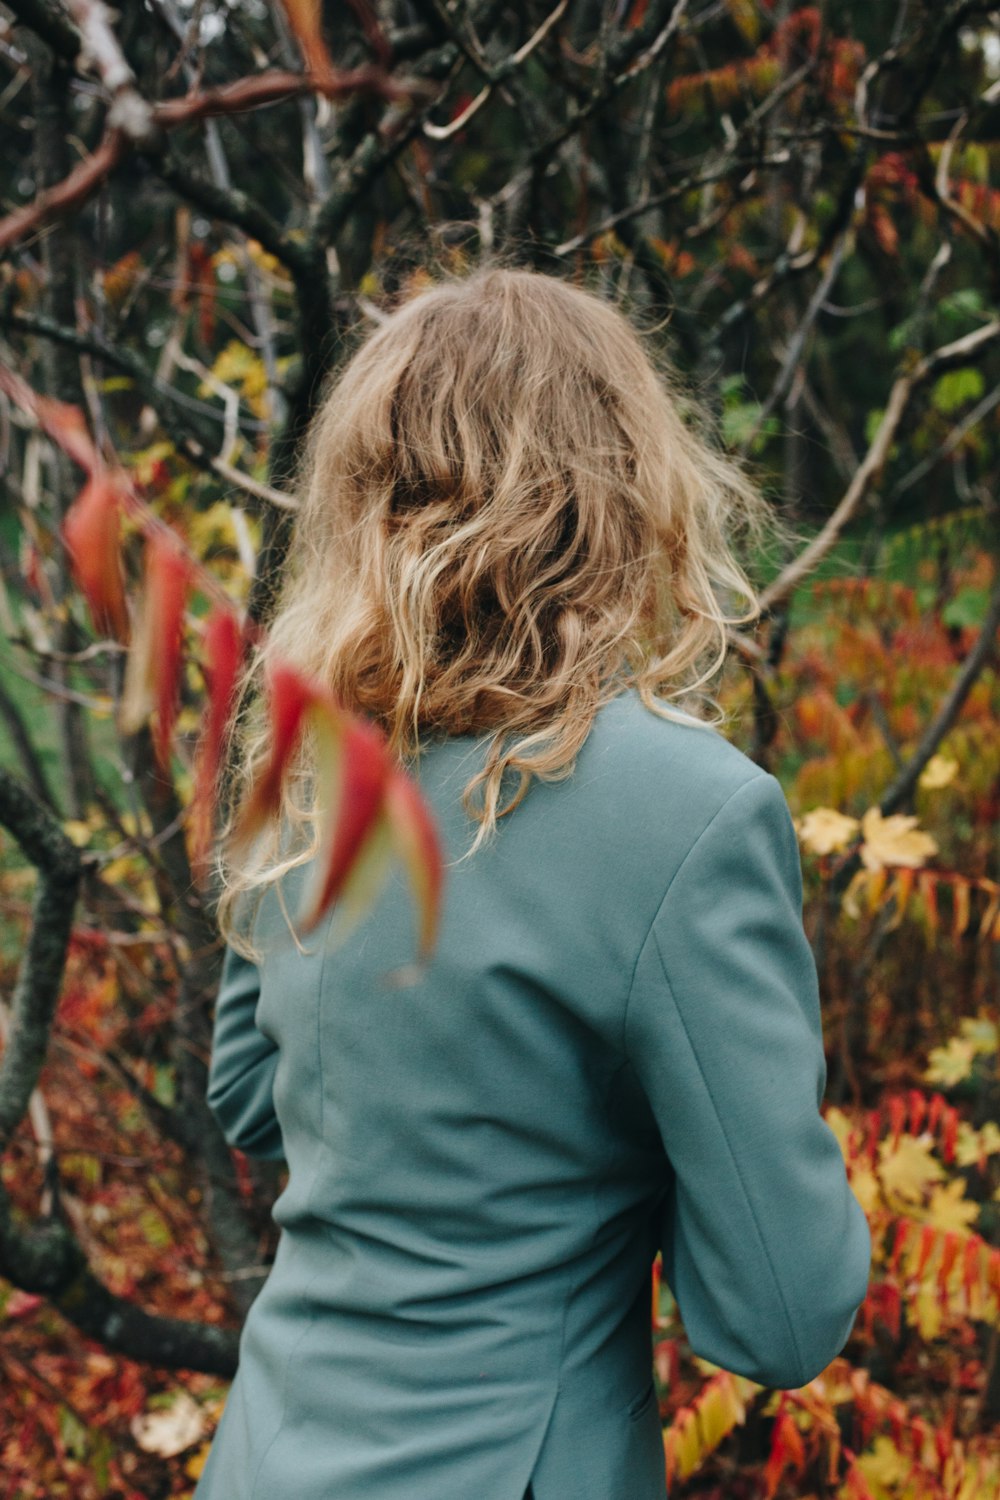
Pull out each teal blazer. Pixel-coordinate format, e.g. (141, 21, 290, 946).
(195, 686, 871, 1500)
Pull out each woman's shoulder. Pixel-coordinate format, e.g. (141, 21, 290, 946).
(583, 685, 764, 806)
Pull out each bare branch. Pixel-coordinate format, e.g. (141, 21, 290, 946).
(754, 318, 1000, 615)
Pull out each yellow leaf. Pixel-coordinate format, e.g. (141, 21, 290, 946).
(924, 1037, 976, 1088)
(925, 1178, 979, 1234)
(797, 807, 860, 855)
(918, 753, 959, 789)
(912, 1282, 943, 1339)
(878, 1134, 945, 1206)
(856, 1434, 912, 1490)
(185, 1441, 211, 1480)
(955, 1120, 1000, 1166)
(825, 1106, 852, 1155)
(841, 867, 870, 920)
(958, 1016, 998, 1053)
(202, 340, 268, 407)
(848, 1165, 882, 1217)
(859, 806, 939, 872)
(724, 0, 760, 44)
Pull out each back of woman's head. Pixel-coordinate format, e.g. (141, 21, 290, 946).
(217, 264, 791, 945)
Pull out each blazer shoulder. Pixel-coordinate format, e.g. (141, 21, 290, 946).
(584, 686, 765, 809)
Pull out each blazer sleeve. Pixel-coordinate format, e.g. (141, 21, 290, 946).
(206, 942, 286, 1161)
(624, 770, 871, 1390)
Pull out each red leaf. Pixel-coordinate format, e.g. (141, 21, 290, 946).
(33, 392, 101, 474)
(119, 531, 194, 767)
(384, 764, 444, 962)
(888, 1399, 908, 1448)
(889, 1217, 912, 1278)
(962, 1236, 983, 1309)
(914, 1223, 937, 1280)
(908, 1414, 928, 1461)
(888, 1092, 906, 1149)
(907, 1088, 927, 1136)
(297, 705, 394, 935)
(925, 1092, 945, 1137)
(4, 1290, 43, 1320)
(877, 1281, 901, 1340)
(865, 1107, 881, 1166)
(189, 606, 246, 871)
(844, 1459, 877, 1500)
(228, 661, 315, 855)
(763, 1402, 806, 1499)
(228, 662, 443, 960)
(60, 474, 131, 641)
(940, 1106, 959, 1164)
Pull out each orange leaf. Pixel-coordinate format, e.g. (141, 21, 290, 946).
(189, 606, 245, 871)
(893, 866, 916, 920)
(914, 1223, 938, 1281)
(940, 1106, 959, 1164)
(119, 532, 194, 767)
(384, 765, 444, 962)
(280, 0, 335, 83)
(60, 474, 131, 641)
(989, 1249, 1000, 1302)
(936, 1230, 960, 1300)
(962, 1236, 984, 1310)
(918, 870, 939, 933)
(953, 878, 971, 939)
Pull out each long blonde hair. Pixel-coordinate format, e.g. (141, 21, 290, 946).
(215, 263, 792, 953)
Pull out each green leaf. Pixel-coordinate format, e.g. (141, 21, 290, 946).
(942, 586, 989, 629)
(58, 1405, 91, 1460)
(152, 1062, 176, 1107)
(931, 367, 985, 415)
(138, 1207, 172, 1249)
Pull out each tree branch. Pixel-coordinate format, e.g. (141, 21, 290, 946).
(879, 569, 1000, 815)
(754, 318, 1000, 614)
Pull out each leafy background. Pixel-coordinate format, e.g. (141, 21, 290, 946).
(0, 1, 999, 1496)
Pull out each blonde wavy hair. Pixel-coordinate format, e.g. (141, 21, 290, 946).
(215, 263, 793, 955)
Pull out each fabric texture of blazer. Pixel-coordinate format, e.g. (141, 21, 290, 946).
(194, 685, 871, 1500)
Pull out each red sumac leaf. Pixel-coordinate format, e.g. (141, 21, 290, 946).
(297, 706, 394, 936)
(384, 764, 444, 962)
(907, 1088, 927, 1137)
(61, 474, 131, 641)
(119, 531, 194, 766)
(228, 661, 314, 856)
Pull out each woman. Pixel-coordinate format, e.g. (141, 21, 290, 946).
(195, 266, 871, 1500)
